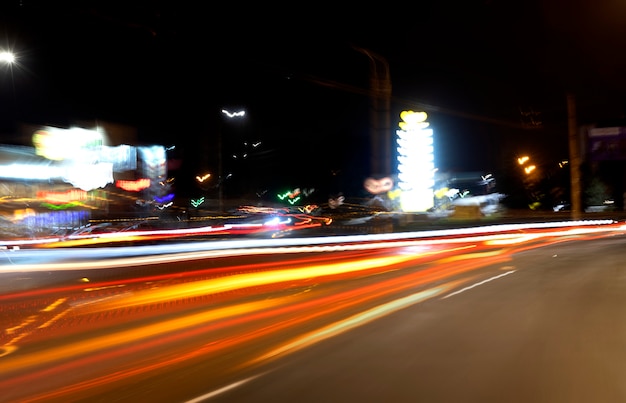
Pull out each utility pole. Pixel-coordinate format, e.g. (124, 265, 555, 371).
(219, 109, 246, 212)
(218, 124, 224, 213)
(567, 93, 582, 220)
(353, 47, 392, 177)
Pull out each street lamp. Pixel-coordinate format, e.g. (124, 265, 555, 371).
(0, 51, 15, 64)
(218, 109, 245, 211)
(353, 46, 392, 177)
(221, 109, 245, 118)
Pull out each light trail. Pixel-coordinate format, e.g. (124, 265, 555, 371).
(0, 218, 618, 250)
(248, 283, 453, 365)
(1, 219, 625, 402)
(0, 246, 499, 401)
(2, 220, 623, 275)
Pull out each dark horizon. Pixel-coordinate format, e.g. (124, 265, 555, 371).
(2, 1, 626, 203)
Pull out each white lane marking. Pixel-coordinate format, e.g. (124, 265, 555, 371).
(183, 373, 265, 402)
(442, 270, 516, 299)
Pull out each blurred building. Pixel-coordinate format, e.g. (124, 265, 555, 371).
(0, 122, 169, 233)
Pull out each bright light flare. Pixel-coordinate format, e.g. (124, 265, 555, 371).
(524, 165, 536, 174)
(221, 109, 245, 118)
(0, 51, 15, 64)
(196, 173, 211, 182)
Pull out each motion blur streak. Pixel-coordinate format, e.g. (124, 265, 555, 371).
(0, 244, 469, 302)
(3, 242, 448, 273)
(0, 299, 282, 378)
(84, 253, 459, 311)
(249, 284, 452, 365)
(1, 248, 506, 400)
(483, 225, 624, 245)
(1, 221, 624, 402)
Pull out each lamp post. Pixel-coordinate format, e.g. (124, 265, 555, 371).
(218, 109, 245, 212)
(566, 93, 582, 220)
(353, 46, 392, 177)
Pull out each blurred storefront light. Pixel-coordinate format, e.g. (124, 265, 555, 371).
(396, 110, 435, 212)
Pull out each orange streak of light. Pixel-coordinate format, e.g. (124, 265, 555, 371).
(4, 249, 512, 401)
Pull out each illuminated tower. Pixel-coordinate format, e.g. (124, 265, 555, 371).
(396, 111, 435, 212)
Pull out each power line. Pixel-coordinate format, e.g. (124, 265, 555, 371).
(295, 71, 535, 130)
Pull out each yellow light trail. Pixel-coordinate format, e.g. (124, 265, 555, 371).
(0, 298, 283, 374)
(86, 254, 420, 311)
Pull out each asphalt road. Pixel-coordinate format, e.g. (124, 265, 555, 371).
(208, 235, 626, 403)
(1, 223, 626, 402)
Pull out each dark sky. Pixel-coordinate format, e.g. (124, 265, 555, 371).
(2, 1, 626, 195)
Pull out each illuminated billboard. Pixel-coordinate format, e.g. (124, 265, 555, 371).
(396, 110, 435, 212)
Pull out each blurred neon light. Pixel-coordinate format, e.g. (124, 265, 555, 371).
(154, 193, 174, 203)
(396, 110, 435, 212)
(191, 197, 205, 207)
(277, 189, 302, 204)
(37, 189, 88, 204)
(0, 162, 113, 191)
(157, 202, 173, 210)
(32, 127, 104, 161)
(222, 109, 246, 118)
(40, 201, 85, 210)
(364, 177, 394, 195)
(116, 179, 151, 192)
(196, 173, 211, 183)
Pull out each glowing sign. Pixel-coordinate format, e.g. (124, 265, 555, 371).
(116, 178, 151, 192)
(396, 110, 435, 212)
(32, 127, 104, 161)
(398, 110, 429, 131)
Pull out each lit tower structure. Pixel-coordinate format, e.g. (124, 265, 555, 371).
(396, 110, 435, 212)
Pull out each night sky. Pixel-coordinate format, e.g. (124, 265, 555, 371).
(2, 1, 626, 199)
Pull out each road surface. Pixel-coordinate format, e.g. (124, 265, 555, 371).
(1, 221, 625, 402)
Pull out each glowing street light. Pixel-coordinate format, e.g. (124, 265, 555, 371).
(196, 173, 211, 183)
(524, 165, 536, 175)
(0, 51, 15, 64)
(221, 109, 245, 118)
